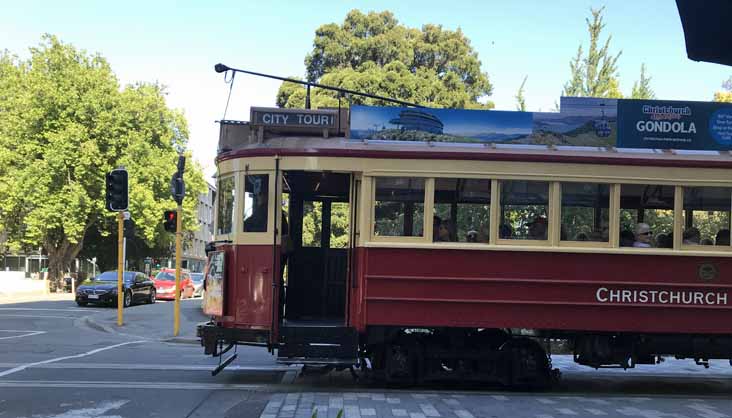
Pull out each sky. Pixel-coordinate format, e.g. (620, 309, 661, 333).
(2, 0, 730, 180)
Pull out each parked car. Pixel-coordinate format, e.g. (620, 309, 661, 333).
(190, 273, 205, 297)
(75, 271, 156, 307)
(153, 269, 194, 300)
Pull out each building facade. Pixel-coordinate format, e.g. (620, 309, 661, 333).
(181, 182, 216, 272)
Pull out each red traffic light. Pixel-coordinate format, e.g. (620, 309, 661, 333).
(163, 210, 177, 233)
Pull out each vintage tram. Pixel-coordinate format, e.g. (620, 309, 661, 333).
(199, 106, 732, 385)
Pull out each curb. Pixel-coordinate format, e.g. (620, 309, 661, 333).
(81, 314, 199, 345)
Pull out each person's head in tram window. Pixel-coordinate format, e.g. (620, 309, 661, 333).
(683, 227, 701, 245)
(716, 229, 730, 246)
(633, 223, 653, 248)
(466, 230, 478, 243)
(437, 220, 453, 242)
(527, 216, 547, 240)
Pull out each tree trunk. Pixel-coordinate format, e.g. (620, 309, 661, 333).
(46, 248, 67, 292)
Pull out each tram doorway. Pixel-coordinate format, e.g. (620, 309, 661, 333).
(280, 171, 351, 325)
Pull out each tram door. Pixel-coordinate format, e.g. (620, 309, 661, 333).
(282, 171, 351, 324)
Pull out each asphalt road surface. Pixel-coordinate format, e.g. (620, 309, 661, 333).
(1, 297, 731, 418)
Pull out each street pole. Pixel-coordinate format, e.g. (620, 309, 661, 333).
(174, 203, 182, 336)
(117, 211, 124, 326)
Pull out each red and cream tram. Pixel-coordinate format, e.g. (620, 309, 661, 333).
(199, 106, 732, 385)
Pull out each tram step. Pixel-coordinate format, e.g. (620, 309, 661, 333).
(277, 326, 358, 360)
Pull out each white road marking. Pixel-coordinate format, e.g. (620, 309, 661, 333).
(585, 409, 607, 416)
(38, 399, 129, 418)
(687, 403, 730, 418)
(492, 395, 509, 401)
(0, 362, 292, 372)
(0, 308, 93, 312)
(0, 380, 265, 390)
(0, 330, 46, 340)
(0, 314, 78, 319)
(556, 409, 578, 415)
(537, 398, 557, 404)
(0, 340, 145, 378)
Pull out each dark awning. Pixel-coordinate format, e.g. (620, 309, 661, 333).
(676, 0, 732, 66)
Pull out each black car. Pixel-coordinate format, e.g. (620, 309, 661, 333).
(75, 271, 156, 307)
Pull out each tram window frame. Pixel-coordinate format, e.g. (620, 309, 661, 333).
(680, 186, 732, 251)
(372, 176, 427, 241)
(242, 174, 270, 233)
(215, 175, 236, 236)
(496, 179, 553, 246)
(559, 182, 612, 247)
(432, 177, 491, 244)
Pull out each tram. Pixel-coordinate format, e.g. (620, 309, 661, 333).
(199, 105, 732, 386)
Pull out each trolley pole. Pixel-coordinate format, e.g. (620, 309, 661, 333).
(117, 211, 124, 326)
(174, 202, 182, 336)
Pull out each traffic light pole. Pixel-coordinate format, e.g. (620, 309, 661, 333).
(174, 203, 182, 336)
(117, 211, 124, 326)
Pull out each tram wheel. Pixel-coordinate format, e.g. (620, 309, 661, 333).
(500, 337, 552, 390)
(384, 338, 419, 386)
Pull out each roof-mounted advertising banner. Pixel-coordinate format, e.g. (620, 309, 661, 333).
(616, 99, 732, 150)
(349, 97, 618, 147)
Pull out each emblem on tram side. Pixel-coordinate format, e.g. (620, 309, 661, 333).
(697, 263, 719, 282)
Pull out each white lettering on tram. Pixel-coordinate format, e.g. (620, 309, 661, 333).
(636, 120, 697, 134)
(262, 113, 289, 125)
(595, 287, 728, 305)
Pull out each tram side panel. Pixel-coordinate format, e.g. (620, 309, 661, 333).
(223, 245, 275, 333)
(355, 247, 732, 335)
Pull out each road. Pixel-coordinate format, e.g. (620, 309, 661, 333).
(0, 297, 731, 418)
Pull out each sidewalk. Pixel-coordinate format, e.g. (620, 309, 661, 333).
(0, 291, 74, 305)
(84, 297, 209, 343)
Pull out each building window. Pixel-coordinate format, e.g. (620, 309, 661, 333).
(499, 180, 549, 240)
(561, 183, 610, 242)
(243, 174, 269, 233)
(216, 176, 235, 235)
(374, 177, 425, 237)
(433, 178, 491, 243)
(683, 187, 731, 246)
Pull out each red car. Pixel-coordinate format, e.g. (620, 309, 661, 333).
(153, 269, 195, 300)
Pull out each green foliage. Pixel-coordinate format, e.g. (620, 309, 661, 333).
(713, 76, 732, 102)
(562, 7, 623, 98)
(301, 201, 350, 248)
(631, 64, 656, 100)
(0, 35, 206, 284)
(277, 10, 494, 109)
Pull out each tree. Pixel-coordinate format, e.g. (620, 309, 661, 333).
(0, 35, 206, 289)
(515, 76, 528, 111)
(277, 10, 494, 109)
(713, 76, 732, 102)
(631, 63, 656, 99)
(562, 7, 623, 98)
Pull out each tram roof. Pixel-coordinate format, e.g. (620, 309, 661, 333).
(217, 121, 732, 169)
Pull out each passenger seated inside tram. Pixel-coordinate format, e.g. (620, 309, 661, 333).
(527, 216, 547, 240)
(499, 224, 513, 239)
(633, 223, 653, 248)
(619, 230, 635, 247)
(716, 229, 730, 246)
(575, 232, 589, 241)
(702, 238, 714, 245)
(466, 230, 479, 243)
(434, 217, 454, 242)
(683, 227, 701, 245)
(655, 233, 672, 249)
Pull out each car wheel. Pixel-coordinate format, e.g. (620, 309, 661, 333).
(77, 301, 88, 307)
(123, 290, 132, 308)
(148, 288, 156, 304)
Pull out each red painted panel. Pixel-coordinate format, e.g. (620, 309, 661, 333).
(221, 245, 275, 334)
(352, 248, 732, 334)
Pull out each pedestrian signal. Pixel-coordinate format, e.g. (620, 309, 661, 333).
(163, 210, 177, 233)
(105, 169, 128, 211)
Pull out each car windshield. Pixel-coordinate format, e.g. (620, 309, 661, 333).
(95, 271, 134, 282)
(190, 273, 204, 283)
(155, 271, 176, 281)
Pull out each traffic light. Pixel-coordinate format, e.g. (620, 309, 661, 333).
(163, 210, 177, 233)
(105, 169, 128, 211)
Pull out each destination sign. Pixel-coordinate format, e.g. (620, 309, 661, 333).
(250, 107, 337, 129)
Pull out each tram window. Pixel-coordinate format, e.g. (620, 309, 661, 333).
(619, 184, 674, 248)
(302, 201, 322, 247)
(374, 177, 425, 237)
(243, 174, 269, 233)
(216, 176, 235, 235)
(433, 178, 491, 243)
(500, 180, 549, 240)
(330, 202, 350, 248)
(683, 187, 731, 246)
(561, 183, 610, 242)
